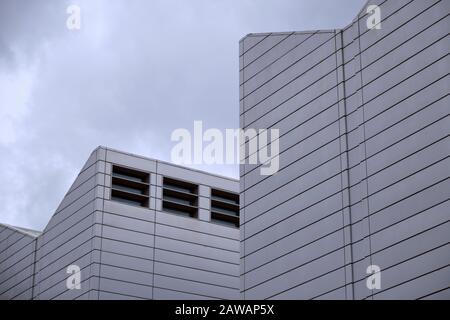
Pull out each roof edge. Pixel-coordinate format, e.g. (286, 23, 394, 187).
(0, 222, 42, 238)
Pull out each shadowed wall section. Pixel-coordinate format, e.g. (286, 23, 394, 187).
(239, 0, 450, 300)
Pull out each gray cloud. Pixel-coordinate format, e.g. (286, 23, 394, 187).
(0, 0, 366, 230)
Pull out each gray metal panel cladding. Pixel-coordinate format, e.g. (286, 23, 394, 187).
(0, 226, 37, 300)
(240, 0, 450, 300)
(97, 148, 240, 300)
(0, 147, 240, 300)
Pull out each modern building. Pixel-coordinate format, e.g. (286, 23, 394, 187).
(2, 0, 450, 302)
(239, 0, 450, 299)
(0, 146, 240, 300)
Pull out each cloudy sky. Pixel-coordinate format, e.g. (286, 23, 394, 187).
(0, 0, 366, 230)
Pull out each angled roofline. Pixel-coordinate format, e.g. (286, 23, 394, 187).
(0, 222, 41, 238)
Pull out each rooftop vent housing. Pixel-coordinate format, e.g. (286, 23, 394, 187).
(162, 177, 198, 217)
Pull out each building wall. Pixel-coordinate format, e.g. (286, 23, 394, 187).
(0, 147, 240, 300)
(239, 0, 450, 299)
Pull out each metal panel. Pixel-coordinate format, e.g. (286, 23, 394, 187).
(243, 33, 312, 82)
(100, 251, 154, 274)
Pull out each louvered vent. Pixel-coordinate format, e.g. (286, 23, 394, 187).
(162, 177, 198, 217)
(111, 165, 149, 207)
(210, 189, 239, 227)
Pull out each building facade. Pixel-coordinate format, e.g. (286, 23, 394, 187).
(0, 146, 240, 300)
(239, 0, 450, 299)
(2, 0, 450, 301)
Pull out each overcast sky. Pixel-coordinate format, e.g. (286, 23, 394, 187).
(0, 0, 366, 230)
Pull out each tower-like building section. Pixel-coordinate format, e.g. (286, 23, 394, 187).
(239, 0, 450, 299)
